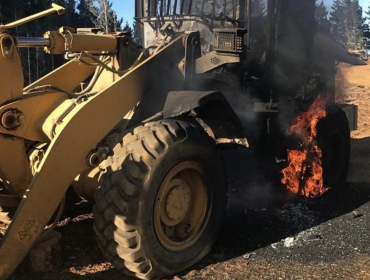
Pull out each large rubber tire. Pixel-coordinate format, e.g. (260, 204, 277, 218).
(317, 104, 350, 190)
(93, 120, 227, 279)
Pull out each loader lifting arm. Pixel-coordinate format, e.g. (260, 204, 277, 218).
(0, 4, 189, 279)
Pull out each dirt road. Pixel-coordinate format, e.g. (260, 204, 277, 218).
(4, 62, 370, 280)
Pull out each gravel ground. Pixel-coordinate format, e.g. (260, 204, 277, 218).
(3, 62, 370, 280)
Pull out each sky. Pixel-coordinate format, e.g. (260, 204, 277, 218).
(110, 0, 369, 23)
(111, 1, 135, 24)
(323, 0, 369, 12)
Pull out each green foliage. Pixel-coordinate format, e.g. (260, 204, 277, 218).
(132, 20, 143, 45)
(315, 1, 331, 35)
(0, 0, 74, 84)
(329, 0, 365, 49)
(365, 5, 370, 49)
(364, 23, 370, 49)
(90, 0, 123, 32)
(77, 0, 95, 27)
(123, 21, 133, 34)
(330, 0, 347, 46)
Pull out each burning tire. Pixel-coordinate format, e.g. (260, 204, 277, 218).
(93, 120, 227, 279)
(317, 104, 350, 190)
(281, 98, 350, 197)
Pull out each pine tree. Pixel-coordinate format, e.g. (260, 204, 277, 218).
(343, 0, 364, 49)
(65, 0, 78, 27)
(132, 20, 143, 45)
(0, 0, 125, 84)
(91, 0, 122, 32)
(122, 21, 133, 35)
(364, 5, 370, 50)
(111, 10, 123, 32)
(77, 0, 95, 28)
(364, 23, 370, 39)
(315, 0, 331, 34)
(365, 3, 370, 21)
(353, 1, 365, 49)
(330, 0, 346, 46)
(329, 0, 364, 49)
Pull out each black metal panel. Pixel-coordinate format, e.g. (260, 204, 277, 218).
(183, 32, 201, 89)
(163, 91, 241, 123)
(337, 103, 358, 131)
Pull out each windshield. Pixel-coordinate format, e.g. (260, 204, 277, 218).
(137, 0, 242, 22)
(135, 0, 251, 51)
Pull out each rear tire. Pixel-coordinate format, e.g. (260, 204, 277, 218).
(93, 120, 227, 279)
(317, 104, 350, 190)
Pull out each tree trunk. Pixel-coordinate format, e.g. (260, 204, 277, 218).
(104, 0, 109, 33)
(27, 47, 31, 85)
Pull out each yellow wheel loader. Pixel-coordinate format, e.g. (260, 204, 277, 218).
(0, 1, 357, 279)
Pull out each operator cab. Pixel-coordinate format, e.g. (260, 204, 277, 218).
(134, 0, 318, 105)
(135, 1, 275, 66)
(135, 0, 249, 52)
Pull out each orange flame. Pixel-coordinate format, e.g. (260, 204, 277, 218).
(281, 95, 329, 198)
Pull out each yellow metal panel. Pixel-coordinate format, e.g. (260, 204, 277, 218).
(0, 33, 31, 197)
(0, 137, 32, 196)
(91, 61, 117, 92)
(24, 59, 96, 94)
(0, 34, 23, 104)
(68, 34, 117, 53)
(0, 92, 68, 142)
(44, 32, 118, 55)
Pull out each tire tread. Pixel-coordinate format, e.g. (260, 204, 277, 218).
(93, 120, 224, 279)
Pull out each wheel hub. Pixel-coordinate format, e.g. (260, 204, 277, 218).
(163, 179, 190, 226)
(154, 162, 209, 251)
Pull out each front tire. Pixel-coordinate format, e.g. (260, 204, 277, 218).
(93, 120, 227, 279)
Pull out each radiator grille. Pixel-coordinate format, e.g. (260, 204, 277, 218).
(213, 29, 246, 54)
